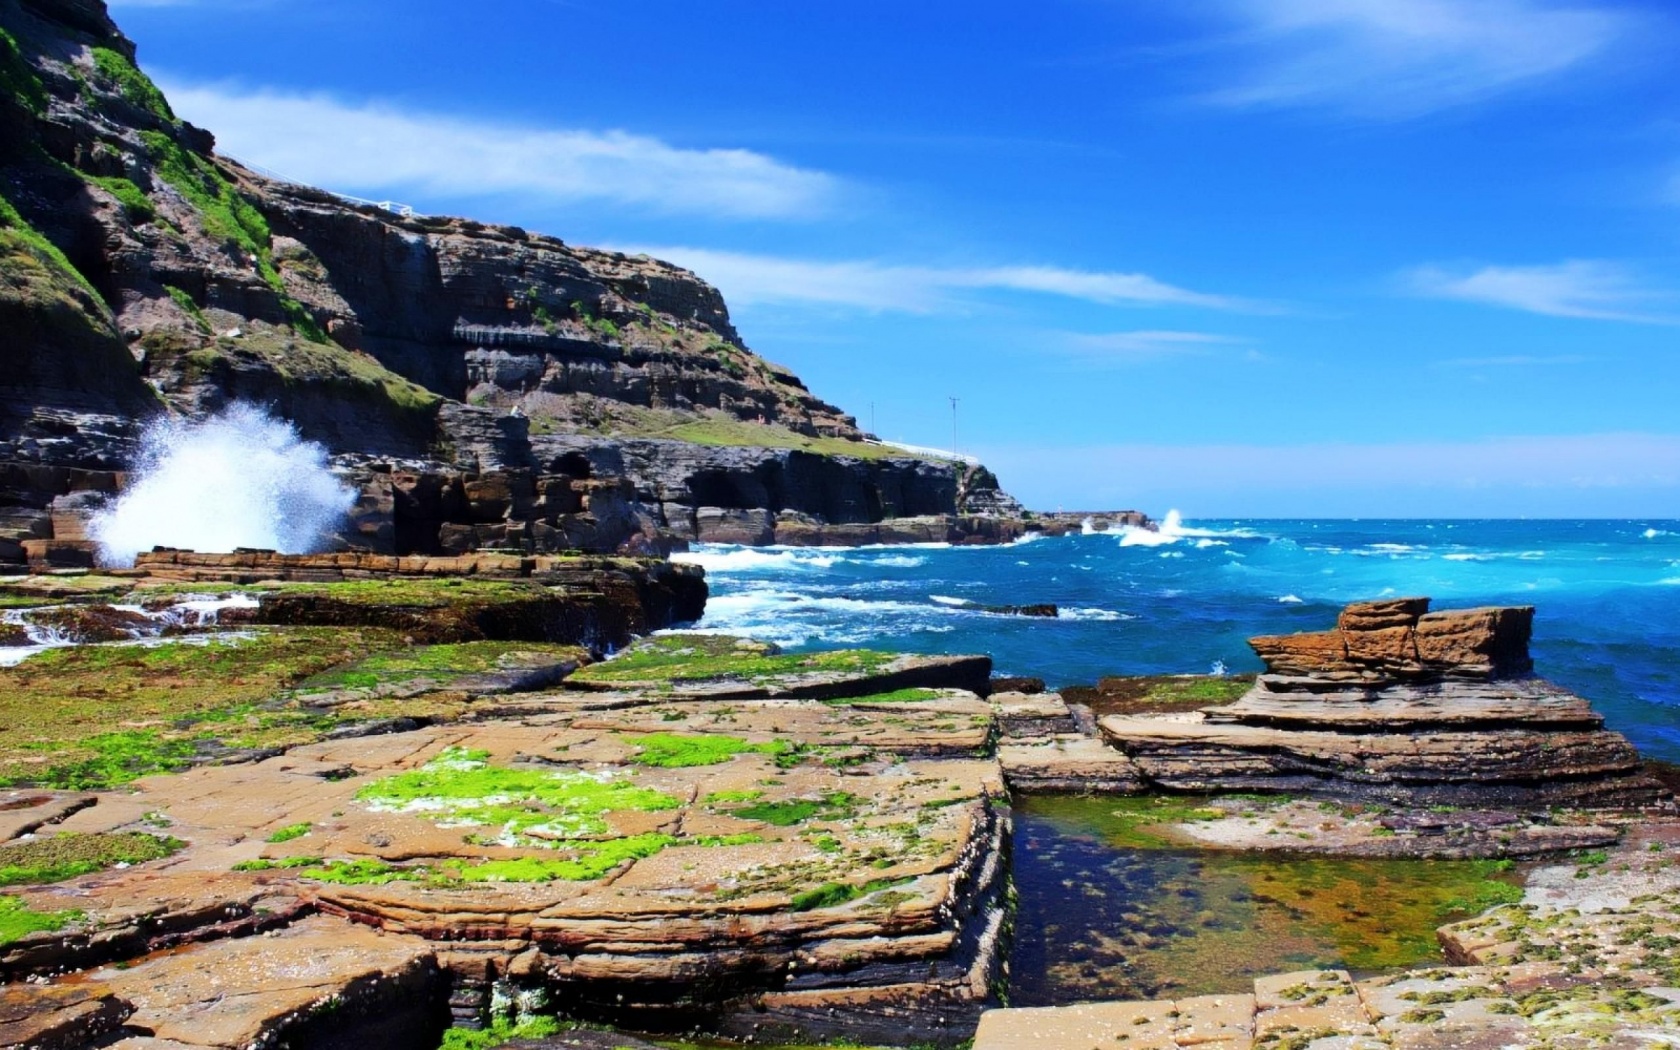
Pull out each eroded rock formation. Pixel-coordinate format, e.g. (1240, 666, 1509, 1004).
(1099, 598, 1662, 806)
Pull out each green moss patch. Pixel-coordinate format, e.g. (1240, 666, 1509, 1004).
(572, 634, 897, 686)
(453, 833, 676, 883)
(622, 732, 787, 768)
(824, 687, 943, 705)
(0, 186, 102, 299)
(0, 832, 182, 886)
(790, 876, 912, 912)
(733, 792, 860, 827)
(0, 626, 429, 788)
(265, 822, 311, 844)
(296, 640, 583, 693)
(438, 1017, 561, 1050)
(0, 894, 82, 945)
(1064, 674, 1255, 717)
(354, 746, 679, 845)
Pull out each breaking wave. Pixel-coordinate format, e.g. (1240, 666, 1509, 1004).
(89, 404, 355, 567)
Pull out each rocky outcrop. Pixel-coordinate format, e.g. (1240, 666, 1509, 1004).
(1099, 598, 1664, 807)
(127, 549, 708, 648)
(1, 0, 1015, 563)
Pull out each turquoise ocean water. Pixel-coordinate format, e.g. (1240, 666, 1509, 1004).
(671, 516, 1680, 763)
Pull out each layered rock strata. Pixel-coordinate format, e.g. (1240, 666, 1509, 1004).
(1099, 598, 1662, 807)
(0, 637, 1009, 1047)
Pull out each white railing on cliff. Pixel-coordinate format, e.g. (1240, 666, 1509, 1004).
(222, 154, 422, 218)
(865, 439, 980, 466)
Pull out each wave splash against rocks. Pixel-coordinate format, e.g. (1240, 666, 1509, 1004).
(89, 404, 356, 567)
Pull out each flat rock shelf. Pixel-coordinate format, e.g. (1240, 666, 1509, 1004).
(2, 593, 1676, 1050)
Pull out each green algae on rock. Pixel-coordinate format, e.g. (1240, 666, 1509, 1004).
(621, 732, 788, 768)
(0, 894, 82, 945)
(0, 831, 182, 886)
(570, 634, 896, 686)
(0, 626, 411, 787)
(354, 745, 681, 844)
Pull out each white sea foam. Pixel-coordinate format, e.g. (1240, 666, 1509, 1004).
(929, 595, 970, 607)
(869, 555, 927, 568)
(1117, 509, 1264, 548)
(89, 404, 355, 567)
(1277, 594, 1303, 604)
(1060, 607, 1136, 622)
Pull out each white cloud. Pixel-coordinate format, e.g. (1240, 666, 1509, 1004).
(158, 80, 839, 220)
(1202, 0, 1634, 119)
(1406, 260, 1677, 323)
(621, 246, 1253, 313)
(982, 432, 1680, 517)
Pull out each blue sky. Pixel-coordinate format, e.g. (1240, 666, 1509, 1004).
(110, 0, 1680, 517)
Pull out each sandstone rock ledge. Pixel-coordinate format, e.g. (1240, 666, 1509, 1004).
(1099, 598, 1664, 807)
(0, 641, 1007, 1048)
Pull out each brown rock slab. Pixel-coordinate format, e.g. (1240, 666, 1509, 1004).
(0, 790, 96, 841)
(997, 735, 1145, 792)
(0, 983, 132, 1050)
(84, 914, 437, 1048)
(975, 1000, 1180, 1050)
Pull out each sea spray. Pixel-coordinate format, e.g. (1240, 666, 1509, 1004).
(90, 404, 356, 566)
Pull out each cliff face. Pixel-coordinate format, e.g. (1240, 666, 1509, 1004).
(0, 0, 1017, 563)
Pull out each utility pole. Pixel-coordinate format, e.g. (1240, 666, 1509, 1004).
(948, 396, 960, 458)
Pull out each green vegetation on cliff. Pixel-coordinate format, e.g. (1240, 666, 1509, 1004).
(87, 174, 156, 223)
(90, 46, 172, 120)
(0, 188, 100, 300)
(0, 28, 45, 114)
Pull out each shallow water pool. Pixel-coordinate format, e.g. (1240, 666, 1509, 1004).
(1007, 794, 1525, 1005)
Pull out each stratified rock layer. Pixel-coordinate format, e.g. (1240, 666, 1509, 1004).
(1100, 598, 1662, 806)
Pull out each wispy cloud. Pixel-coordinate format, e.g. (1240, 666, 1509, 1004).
(1058, 330, 1244, 364)
(621, 246, 1255, 313)
(1199, 0, 1636, 119)
(158, 80, 839, 220)
(1405, 260, 1677, 323)
(1433, 354, 1591, 368)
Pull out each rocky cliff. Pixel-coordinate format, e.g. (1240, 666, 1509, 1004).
(0, 0, 1029, 564)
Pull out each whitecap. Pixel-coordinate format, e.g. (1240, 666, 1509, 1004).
(1277, 594, 1303, 604)
(929, 595, 971, 607)
(1060, 607, 1137, 622)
